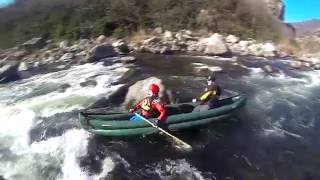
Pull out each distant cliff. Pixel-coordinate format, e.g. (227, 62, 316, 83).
(291, 19, 320, 37)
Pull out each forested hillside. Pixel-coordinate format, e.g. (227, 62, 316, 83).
(0, 0, 284, 48)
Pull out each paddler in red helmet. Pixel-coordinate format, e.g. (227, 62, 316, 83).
(129, 83, 167, 126)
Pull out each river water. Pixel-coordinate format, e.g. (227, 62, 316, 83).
(0, 54, 319, 180)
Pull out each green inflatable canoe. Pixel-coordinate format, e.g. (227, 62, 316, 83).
(79, 94, 246, 137)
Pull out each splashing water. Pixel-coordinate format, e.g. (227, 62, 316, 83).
(0, 62, 129, 179)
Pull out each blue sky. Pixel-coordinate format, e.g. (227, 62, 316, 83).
(284, 0, 320, 22)
(0, 0, 14, 8)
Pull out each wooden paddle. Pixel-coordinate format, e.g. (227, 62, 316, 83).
(134, 113, 192, 151)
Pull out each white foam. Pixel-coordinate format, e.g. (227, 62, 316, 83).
(248, 67, 264, 74)
(154, 159, 206, 180)
(0, 62, 129, 179)
(0, 108, 35, 155)
(93, 158, 115, 180)
(243, 67, 320, 139)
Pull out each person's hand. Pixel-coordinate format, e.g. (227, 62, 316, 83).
(192, 98, 197, 103)
(129, 109, 134, 113)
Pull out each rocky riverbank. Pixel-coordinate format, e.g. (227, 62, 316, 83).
(1, 29, 320, 84)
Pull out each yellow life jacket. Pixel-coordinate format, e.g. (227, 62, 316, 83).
(141, 98, 152, 111)
(200, 90, 216, 102)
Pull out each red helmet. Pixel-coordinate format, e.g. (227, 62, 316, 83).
(149, 84, 160, 94)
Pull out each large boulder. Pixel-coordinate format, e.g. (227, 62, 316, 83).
(116, 56, 136, 64)
(201, 33, 229, 55)
(59, 53, 74, 61)
(86, 44, 118, 63)
(13, 50, 29, 60)
(96, 35, 107, 44)
(290, 61, 302, 69)
(248, 44, 264, 57)
(18, 62, 29, 71)
(78, 39, 91, 49)
(59, 40, 70, 50)
(123, 77, 169, 108)
(262, 43, 278, 57)
(0, 60, 20, 83)
(18, 62, 31, 79)
(21, 37, 46, 51)
(153, 27, 163, 34)
(143, 37, 161, 45)
(112, 40, 130, 53)
(226, 35, 240, 44)
(248, 43, 278, 57)
(175, 30, 195, 42)
(163, 30, 174, 41)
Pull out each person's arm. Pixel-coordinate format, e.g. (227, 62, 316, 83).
(130, 99, 143, 112)
(154, 102, 167, 121)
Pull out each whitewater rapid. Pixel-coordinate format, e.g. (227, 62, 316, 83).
(0, 62, 129, 180)
(0, 55, 320, 180)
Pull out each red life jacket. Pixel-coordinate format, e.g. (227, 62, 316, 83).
(133, 97, 167, 121)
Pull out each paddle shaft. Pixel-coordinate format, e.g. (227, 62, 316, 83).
(134, 113, 192, 149)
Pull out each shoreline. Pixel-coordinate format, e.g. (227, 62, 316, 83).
(0, 30, 319, 84)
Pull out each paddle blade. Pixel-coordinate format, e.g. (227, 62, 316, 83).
(130, 115, 142, 122)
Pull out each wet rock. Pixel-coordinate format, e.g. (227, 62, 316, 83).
(68, 44, 79, 52)
(43, 56, 55, 63)
(78, 39, 91, 49)
(59, 53, 74, 61)
(154, 27, 163, 34)
(186, 41, 200, 52)
(262, 43, 277, 57)
(112, 40, 130, 54)
(59, 40, 70, 49)
(193, 66, 211, 76)
(123, 77, 168, 108)
(13, 50, 29, 60)
(201, 33, 229, 56)
(0, 53, 6, 59)
(143, 46, 161, 54)
(239, 40, 253, 49)
(21, 37, 46, 51)
(76, 51, 88, 57)
(56, 64, 68, 69)
(80, 80, 97, 87)
(248, 44, 264, 57)
(33, 61, 40, 68)
(175, 31, 195, 42)
(192, 63, 223, 76)
(0, 61, 20, 83)
(58, 84, 71, 92)
(314, 64, 320, 70)
(226, 35, 240, 44)
(290, 61, 302, 69)
(248, 43, 278, 57)
(302, 62, 312, 68)
(163, 30, 174, 41)
(143, 37, 161, 45)
(262, 65, 279, 74)
(160, 46, 172, 54)
(87, 44, 117, 63)
(117, 56, 136, 64)
(18, 62, 29, 71)
(96, 35, 106, 44)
